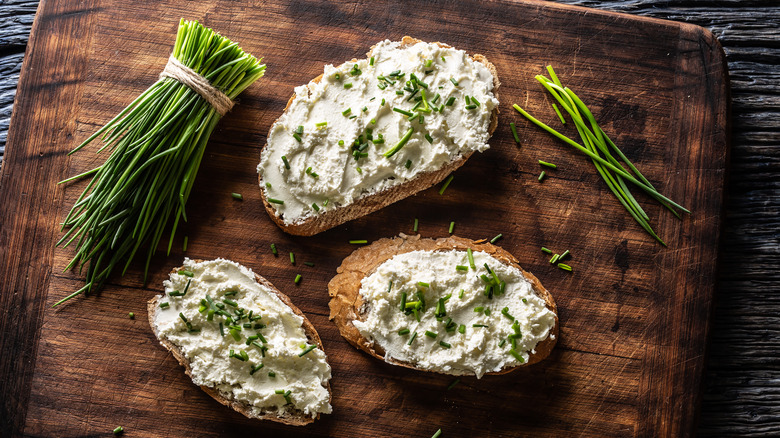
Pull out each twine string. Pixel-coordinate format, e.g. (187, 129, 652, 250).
(159, 55, 234, 116)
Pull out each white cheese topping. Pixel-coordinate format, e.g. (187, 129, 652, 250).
(258, 39, 498, 225)
(352, 250, 556, 378)
(152, 258, 331, 418)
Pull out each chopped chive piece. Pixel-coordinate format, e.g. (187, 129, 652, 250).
(396, 90, 404, 95)
(393, 107, 414, 117)
(413, 218, 419, 232)
(323, 199, 329, 207)
(304, 261, 315, 267)
(292, 132, 302, 142)
(558, 263, 573, 271)
(160, 302, 169, 309)
(268, 198, 285, 204)
(400, 291, 407, 311)
(316, 121, 327, 127)
(522, 298, 528, 303)
(445, 96, 456, 106)
(541, 247, 552, 254)
(550, 254, 560, 264)
(338, 140, 345, 146)
(448, 221, 455, 234)
(294, 274, 302, 284)
(438, 175, 454, 195)
(113, 426, 124, 435)
(432, 429, 442, 438)
(450, 78, 459, 86)
(467, 248, 475, 269)
(383, 127, 414, 158)
(250, 363, 265, 375)
(509, 348, 525, 363)
(265, 182, 272, 188)
(424, 330, 438, 339)
(182, 235, 189, 252)
(398, 328, 410, 335)
(281, 155, 290, 169)
(552, 103, 566, 124)
(538, 171, 546, 182)
(458, 324, 466, 334)
(342, 108, 352, 116)
(560, 249, 570, 260)
(473, 324, 488, 328)
(439, 341, 451, 349)
(471, 97, 480, 107)
(501, 307, 515, 321)
(350, 64, 362, 76)
(490, 234, 503, 244)
(447, 379, 460, 391)
(432, 93, 441, 104)
(179, 270, 194, 277)
(473, 306, 484, 313)
(510, 122, 520, 143)
(290, 252, 295, 264)
(224, 298, 238, 307)
(299, 345, 317, 357)
(407, 331, 418, 345)
(343, 83, 353, 89)
(499, 339, 506, 348)
(312, 203, 320, 211)
(465, 104, 477, 110)
(362, 106, 368, 112)
(370, 118, 377, 125)
(270, 243, 278, 255)
(231, 192, 243, 201)
(456, 265, 468, 272)
(128, 312, 135, 319)
(268, 371, 276, 377)
(405, 159, 412, 169)
(275, 389, 284, 394)
(417, 281, 430, 288)
(229, 329, 241, 342)
(369, 56, 375, 66)
(539, 160, 557, 169)
(425, 133, 433, 144)
(349, 240, 368, 244)
(459, 289, 464, 298)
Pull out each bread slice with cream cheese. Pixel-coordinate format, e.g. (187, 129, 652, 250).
(328, 234, 557, 377)
(258, 37, 500, 235)
(149, 258, 332, 425)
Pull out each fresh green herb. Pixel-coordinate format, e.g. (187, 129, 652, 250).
(312, 203, 320, 212)
(552, 103, 566, 124)
(439, 341, 451, 349)
(294, 274, 302, 284)
(510, 122, 521, 143)
(349, 240, 368, 244)
(316, 121, 327, 128)
(407, 331, 417, 345)
(513, 67, 688, 245)
(558, 263, 573, 271)
(398, 328, 410, 335)
(270, 243, 278, 255)
(113, 426, 124, 435)
(450, 78, 459, 86)
(425, 330, 438, 339)
(393, 107, 414, 117)
(539, 160, 557, 169)
(448, 221, 455, 234)
(128, 312, 135, 319)
(467, 248, 475, 269)
(268, 198, 285, 204)
(304, 261, 315, 267)
(350, 64, 362, 76)
(458, 324, 466, 334)
(223, 298, 238, 307)
(342, 108, 352, 116)
(560, 249, 570, 260)
(501, 307, 515, 321)
(465, 104, 477, 110)
(541, 247, 552, 254)
(425, 133, 434, 144)
(231, 192, 244, 201)
(445, 96, 456, 106)
(160, 302, 170, 309)
(250, 363, 264, 375)
(299, 345, 317, 357)
(268, 371, 276, 377)
(456, 265, 468, 272)
(550, 254, 560, 264)
(54, 20, 265, 305)
(432, 429, 442, 438)
(473, 324, 488, 328)
(182, 235, 188, 252)
(290, 252, 295, 264)
(179, 270, 194, 277)
(490, 234, 502, 244)
(369, 56, 375, 66)
(400, 291, 407, 311)
(413, 218, 419, 232)
(459, 289, 464, 298)
(405, 159, 412, 169)
(509, 348, 525, 363)
(538, 171, 546, 182)
(281, 155, 291, 169)
(499, 339, 506, 348)
(384, 127, 414, 157)
(344, 82, 353, 89)
(439, 175, 454, 195)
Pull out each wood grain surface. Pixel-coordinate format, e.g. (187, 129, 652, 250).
(0, 0, 731, 437)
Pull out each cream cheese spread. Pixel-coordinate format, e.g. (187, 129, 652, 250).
(258, 39, 498, 225)
(152, 258, 331, 418)
(352, 250, 556, 378)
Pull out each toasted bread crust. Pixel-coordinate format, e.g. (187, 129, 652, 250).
(328, 234, 558, 375)
(148, 262, 331, 426)
(259, 37, 501, 236)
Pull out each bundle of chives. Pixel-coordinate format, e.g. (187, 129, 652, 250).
(514, 66, 688, 245)
(55, 19, 265, 305)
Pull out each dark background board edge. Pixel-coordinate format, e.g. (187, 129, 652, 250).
(0, 2, 736, 438)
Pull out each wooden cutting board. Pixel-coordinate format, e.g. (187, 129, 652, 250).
(0, 0, 729, 436)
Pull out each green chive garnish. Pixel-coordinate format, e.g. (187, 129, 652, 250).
(539, 160, 557, 169)
(456, 265, 468, 272)
(467, 248, 475, 269)
(281, 155, 290, 169)
(458, 324, 466, 334)
(473, 324, 488, 328)
(432, 429, 442, 438)
(538, 171, 546, 182)
(383, 127, 414, 158)
(459, 289, 464, 298)
(499, 339, 506, 348)
(490, 234, 502, 244)
(182, 235, 188, 252)
(425, 133, 433, 144)
(510, 122, 520, 143)
(465, 104, 477, 110)
(447, 379, 460, 390)
(160, 302, 169, 309)
(393, 107, 414, 117)
(407, 331, 418, 345)
(268, 371, 276, 377)
(398, 328, 410, 335)
(438, 175, 454, 195)
(294, 274, 302, 284)
(417, 281, 430, 288)
(439, 341, 451, 349)
(250, 363, 264, 375)
(509, 348, 525, 363)
(400, 291, 407, 311)
(179, 270, 194, 277)
(369, 56, 375, 66)
(558, 263, 573, 271)
(304, 261, 315, 267)
(312, 203, 320, 212)
(425, 330, 438, 339)
(342, 108, 352, 116)
(552, 103, 566, 124)
(224, 298, 238, 307)
(299, 345, 317, 357)
(541, 247, 552, 254)
(316, 121, 327, 127)
(560, 249, 570, 260)
(450, 78, 459, 86)
(292, 132, 302, 142)
(128, 312, 135, 319)
(550, 254, 560, 264)
(413, 218, 419, 232)
(448, 221, 455, 234)
(113, 426, 124, 435)
(268, 198, 285, 204)
(231, 192, 243, 201)
(405, 159, 412, 169)
(344, 83, 353, 89)
(349, 240, 368, 244)
(289, 252, 295, 264)
(445, 96, 455, 106)
(271, 243, 278, 255)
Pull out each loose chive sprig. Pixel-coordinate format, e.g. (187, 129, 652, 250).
(513, 66, 689, 245)
(54, 20, 265, 305)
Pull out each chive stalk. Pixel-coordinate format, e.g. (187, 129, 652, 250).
(439, 175, 454, 195)
(383, 128, 415, 157)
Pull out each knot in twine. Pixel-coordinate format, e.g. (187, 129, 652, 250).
(159, 55, 234, 116)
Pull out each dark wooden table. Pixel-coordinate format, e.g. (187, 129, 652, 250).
(0, 0, 777, 436)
